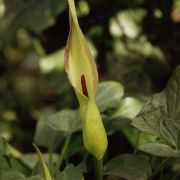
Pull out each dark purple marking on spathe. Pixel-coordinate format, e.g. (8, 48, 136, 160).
(81, 75, 89, 97)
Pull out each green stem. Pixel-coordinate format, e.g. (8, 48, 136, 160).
(147, 158, 169, 180)
(58, 134, 72, 169)
(95, 158, 103, 180)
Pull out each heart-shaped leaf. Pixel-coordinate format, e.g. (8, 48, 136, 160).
(62, 164, 83, 180)
(0, 168, 26, 180)
(1, 0, 67, 43)
(47, 109, 81, 133)
(27, 175, 43, 180)
(139, 142, 180, 157)
(111, 97, 143, 120)
(132, 65, 180, 150)
(104, 154, 152, 180)
(95, 81, 124, 112)
(34, 114, 64, 150)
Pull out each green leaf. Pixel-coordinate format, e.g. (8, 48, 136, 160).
(105, 176, 121, 180)
(0, 168, 26, 180)
(132, 65, 180, 149)
(95, 81, 124, 112)
(1, 0, 67, 43)
(34, 114, 64, 150)
(49, 164, 63, 180)
(27, 175, 43, 180)
(139, 143, 180, 157)
(51, 164, 83, 180)
(122, 128, 157, 147)
(47, 109, 81, 134)
(33, 144, 52, 180)
(0, 156, 10, 168)
(10, 158, 30, 177)
(62, 164, 83, 180)
(51, 0, 67, 16)
(104, 154, 152, 180)
(20, 153, 59, 169)
(105, 97, 143, 134)
(132, 92, 165, 135)
(40, 48, 65, 74)
(65, 135, 83, 160)
(111, 97, 143, 120)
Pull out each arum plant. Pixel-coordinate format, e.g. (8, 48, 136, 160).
(65, 0, 108, 177)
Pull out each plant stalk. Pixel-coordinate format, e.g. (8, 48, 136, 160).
(58, 134, 72, 169)
(95, 158, 103, 180)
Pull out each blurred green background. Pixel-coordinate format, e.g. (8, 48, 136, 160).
(0, 0, 179, 153)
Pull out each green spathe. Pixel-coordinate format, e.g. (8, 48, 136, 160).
(65, 0, 108, 159)
(83, 99, 108, 160)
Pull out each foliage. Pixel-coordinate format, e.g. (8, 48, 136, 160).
(0, 0, 180, 179)
(104, 154, 152, 180)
